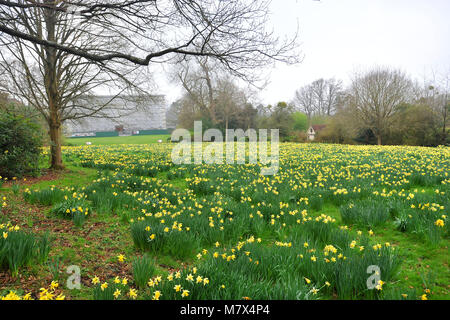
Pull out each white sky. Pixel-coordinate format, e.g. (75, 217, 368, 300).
(156, 0, 450, 106)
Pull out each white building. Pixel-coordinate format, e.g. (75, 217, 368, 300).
(65, 95, 167, 137)
(307, 125, 327, 141)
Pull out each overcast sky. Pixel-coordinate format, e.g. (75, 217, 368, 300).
(158, 0, 450, 106)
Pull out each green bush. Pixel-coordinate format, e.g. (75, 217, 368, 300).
(0, 111, 43, 178)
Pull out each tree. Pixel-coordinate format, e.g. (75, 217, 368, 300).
(311, 79, 326, 116)
(174, 94, 203, 130)
(0, 1, 145, 169)
(388, 103, 440, 146)
(258, 102, 294, 139)
(291, 112, 308, 131)
(166, 100, 183, 129)
(237, 103, 258, 130)
(316, 111, 356, 144)
(175, 58, 217, 125)
(422, 73, 450, 145)
(174, 57, 252, 138)
(293, 85, 315, 120)
(293, 78, 342, 119)
(323, 78, 343, 116)
(347, 67, 413, 145)
(215, 77, 248, 140)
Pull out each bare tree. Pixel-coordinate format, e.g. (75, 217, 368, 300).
(293, 85, 315, 120)
(324, 78, 343, 116)
(166, 100, 183, 129)
(175, 58, 218, 125)
(174, 57, 249, 139)
(0, 1, 300, 80)
(422, 71, 450, 145)
(311, 79, 326, 115)
(348, 67, 413, 145)
(0, 1, 145, 169)
(215, 77, 248, 141)
(294, 78, 342, 120)
(238, 102, 258, 130)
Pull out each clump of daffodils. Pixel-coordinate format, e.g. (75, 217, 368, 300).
(1, 281, 65, 300)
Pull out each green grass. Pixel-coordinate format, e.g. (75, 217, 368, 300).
(373, 224, 450, 300)
(33, 166, 98, 190)
(317, 197, 449, 300)
(65, 135, 171, 146)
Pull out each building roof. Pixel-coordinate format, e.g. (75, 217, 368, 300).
(311, 124, 327, 132)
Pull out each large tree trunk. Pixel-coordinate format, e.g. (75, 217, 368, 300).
(442, 108, 447, 145)
(377, 134, 382, 146)
(225, 117, 229, 142)
(443, 124, 447, 145)
(44, 5, 64, 170)
(49, 120, 64, 170)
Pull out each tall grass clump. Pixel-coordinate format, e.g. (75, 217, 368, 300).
(132, 255, 156, 288)
(11, 183, 20, 196)
(0, 223, 51, 277)
(23, 187, 66, 206)
(51, 197, 92, 227)
(130, 219, 200, 260)
(394, 209, 448, 245)
(309, 195, 324, 211)
(92, 280, 130, 300)
(340, 200, 390, 228)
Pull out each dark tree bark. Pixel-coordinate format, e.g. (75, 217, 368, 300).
(43, 2, 64, 169)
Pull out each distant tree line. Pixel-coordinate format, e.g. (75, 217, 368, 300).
(315, 67, 449, 146)
(168, 66, 449, 146)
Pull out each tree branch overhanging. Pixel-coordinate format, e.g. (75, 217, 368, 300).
(0, 0, 301, 76)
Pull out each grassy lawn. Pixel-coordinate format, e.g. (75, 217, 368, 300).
(65, 135, 171, 146)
